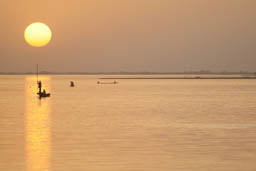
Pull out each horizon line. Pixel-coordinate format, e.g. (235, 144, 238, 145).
(0, 71, 256, 75)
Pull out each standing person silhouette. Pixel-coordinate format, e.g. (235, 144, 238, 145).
(38, 81, 42, 94)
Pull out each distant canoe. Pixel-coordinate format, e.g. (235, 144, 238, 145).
(97, 81, 118, 84)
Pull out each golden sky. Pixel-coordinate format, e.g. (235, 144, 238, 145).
(1, 0, 256, 72)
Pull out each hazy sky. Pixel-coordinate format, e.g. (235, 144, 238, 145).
(1, 0, 256, 72)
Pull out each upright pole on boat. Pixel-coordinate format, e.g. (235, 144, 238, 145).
(36, 64, 39, 83)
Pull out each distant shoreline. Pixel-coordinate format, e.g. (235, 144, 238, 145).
(0, 71, 255, 76)
(1, 72, 256, 80)
(100, 76, 256, 80)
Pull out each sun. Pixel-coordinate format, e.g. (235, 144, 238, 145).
(24, 22, 52, 47)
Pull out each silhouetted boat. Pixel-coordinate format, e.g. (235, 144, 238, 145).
(97, 81, 118, 84)
(36, 64, 51, 98)
(37, 92, 51, 98)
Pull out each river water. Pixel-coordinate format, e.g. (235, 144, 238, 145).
(0, 75, 256, 171)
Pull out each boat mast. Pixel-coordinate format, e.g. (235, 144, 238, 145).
(36, 64, 39, 83)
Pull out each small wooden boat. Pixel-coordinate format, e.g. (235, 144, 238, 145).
(36, 64, 51, 98)
(38, 92, 51, 98)
(97, 81, 118, 84)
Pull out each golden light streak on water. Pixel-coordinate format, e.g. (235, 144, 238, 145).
(25, 76, 51, 171)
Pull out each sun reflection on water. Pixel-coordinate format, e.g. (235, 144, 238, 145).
(25, 76, 51, 171)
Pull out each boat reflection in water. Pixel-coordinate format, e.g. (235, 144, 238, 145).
(25, 76, 51, 171)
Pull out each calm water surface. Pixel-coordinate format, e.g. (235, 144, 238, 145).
(0, 75, 256, 171)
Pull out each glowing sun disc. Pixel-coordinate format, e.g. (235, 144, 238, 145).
(24, 22, 52, 47)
